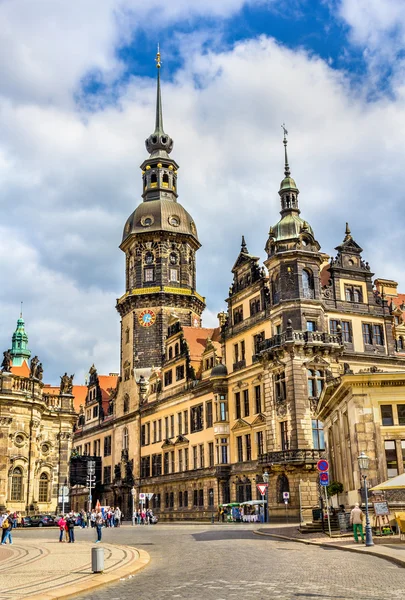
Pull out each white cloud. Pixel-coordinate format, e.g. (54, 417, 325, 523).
(1, 1, 405, 383)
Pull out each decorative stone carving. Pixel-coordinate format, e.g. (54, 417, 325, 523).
(0, 416, 12, 426)
(1, 350, 12, 372)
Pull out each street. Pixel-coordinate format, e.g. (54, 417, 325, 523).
(18, 523, 405, 600)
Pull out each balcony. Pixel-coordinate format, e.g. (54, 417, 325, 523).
(259, 330, 342, 353)
(233, 359, 246, 372)
(259, 449, 326, 466)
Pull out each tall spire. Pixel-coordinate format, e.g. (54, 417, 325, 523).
(282, 123, 291, 177)
(279, 124, 299, 214)
(241, 235, 249, 254)
(145, 46, 174, 156)
(10, 311, 31, 367)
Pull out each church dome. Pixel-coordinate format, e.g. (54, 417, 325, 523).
(122, 199, 199, 245)
(271, 213, 314, 242)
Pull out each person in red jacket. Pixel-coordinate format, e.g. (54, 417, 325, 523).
(58, 515, 67, 542)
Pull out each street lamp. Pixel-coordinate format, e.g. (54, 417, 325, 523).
(357, 452, 374, 547)
(131, 486, 136, 526)
(263, 471, 269, 524)
(209, 489, 214, 524)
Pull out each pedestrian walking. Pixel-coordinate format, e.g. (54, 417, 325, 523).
(66, 512, 76, 543)
(95, 511, 103, 543)
(1, 511, 13, 545)
(90, 509, 96, 528)
(114, 506, 121, 527)
(350, 502, 365, 543)
(58, 515, 67, 542)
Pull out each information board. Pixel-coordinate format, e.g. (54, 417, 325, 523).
(373, 501, 389, 516)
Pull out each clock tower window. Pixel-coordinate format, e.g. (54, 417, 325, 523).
(170, 268, 179, 282)
(144, 267, 155, 283)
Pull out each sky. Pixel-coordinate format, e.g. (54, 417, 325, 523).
(1, 0, 405, 384)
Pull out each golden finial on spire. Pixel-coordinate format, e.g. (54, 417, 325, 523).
(156, 43, 161, 69)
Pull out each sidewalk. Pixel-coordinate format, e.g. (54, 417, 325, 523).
(0, 537, 150, 600)
(256, 524, 405, 568)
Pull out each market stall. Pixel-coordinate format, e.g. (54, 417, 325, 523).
(240, 500, 266, 523)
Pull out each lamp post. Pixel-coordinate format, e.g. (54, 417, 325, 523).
(357, 452, 374, 547)
(131, 486, 136, 526)
(263, 471, 269, 524)
(209, 489, 214, 524)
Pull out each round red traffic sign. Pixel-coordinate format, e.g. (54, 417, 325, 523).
(317, 459, 329, 472)
(319, 472, 329, 482)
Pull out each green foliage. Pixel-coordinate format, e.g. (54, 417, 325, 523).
(327, 481, 344, 497)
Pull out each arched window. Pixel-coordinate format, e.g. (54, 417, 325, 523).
(11, 467, 23, 501)
(162, 173, 169, 186)
(272, 274, 280, 305)
(277, 474, 290, 504)
(123, 427, 129, 450)
(302, 269, 314, 299)
(38, 473, 49, 503)
(150, 173, 157, 185)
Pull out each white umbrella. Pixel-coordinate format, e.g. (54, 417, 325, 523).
(370, 472, 405, 490)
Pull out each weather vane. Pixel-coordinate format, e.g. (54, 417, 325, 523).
(156, 43, 161, 69)
(281, 123, 288, 140)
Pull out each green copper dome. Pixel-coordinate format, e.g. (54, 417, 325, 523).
(271, 213, 314, 242)
(10, 315, 31, 366)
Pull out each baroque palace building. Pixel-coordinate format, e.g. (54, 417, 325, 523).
(0, 315, 81, 514)
(71, 52, 405, 521)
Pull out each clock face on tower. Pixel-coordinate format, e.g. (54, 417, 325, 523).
(138, 309, 156, 328)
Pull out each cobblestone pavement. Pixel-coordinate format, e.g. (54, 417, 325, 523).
(58, 523, 405, 600)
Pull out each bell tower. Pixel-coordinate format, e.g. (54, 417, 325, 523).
(117, 49, 205, 375)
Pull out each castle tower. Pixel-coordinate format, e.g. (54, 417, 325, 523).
(116, 49, 205, 373)
(10, 312, 31, 367)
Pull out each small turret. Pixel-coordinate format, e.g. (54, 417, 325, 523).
(10, 310, 31, 367)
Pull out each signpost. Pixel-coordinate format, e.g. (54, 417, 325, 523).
(131, 487, 136, 526)
(317, 460, 331, 537)
(87, 461, 96, 513)
(283, 491, 289, 523)
(58, 485, 69, 515)
(257, 483, 268, 523)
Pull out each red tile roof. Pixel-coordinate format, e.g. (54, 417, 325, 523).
(42, 384, 88, 413)
(182, 327, 221, 362)
(10, 360, 30, 377)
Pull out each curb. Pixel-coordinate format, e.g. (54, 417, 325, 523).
(254, 530, 405, 569)
(23, 545, 151, 600)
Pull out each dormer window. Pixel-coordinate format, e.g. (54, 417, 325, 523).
(145, 252, 154, 265)
(345, 284, 363, 303)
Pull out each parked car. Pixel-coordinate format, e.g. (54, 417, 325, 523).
(29, 515, 57, 527)
(21, 516, 32, 527)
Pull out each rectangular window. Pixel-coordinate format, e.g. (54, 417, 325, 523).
(241, 340, 245, 361)
(256, 430, 264, 456)
(184, 490, 188, 507)
(104, 436, 112, 457)
(373, 324, 384, 346)
(245, 434, 252, 461)
(153, 421, 157, 443)
(233, 306, 243, 325)
(164, 452, 169, 475)
(93, 439, 100, 456)
(208, 488, 214, 507)
(398, 405, 405, 426)
(164, 370, 173, 387)
(177, 412, 183, 435)
(206, 401, 213, 428)
(255, 385, 262, 414)
(170, 415, 174, 438)
(170, 450, 175, 473)
(235, 392, 241, 419)
(152, 454, 162, 477)
(385, 440, 398, 477)
(362, 323, 373, 345)
(237, 436, 243, 462)
(342, 321, 352, 343)
(165, 493, 169, 509)
(103, 466, 111, 484)
(243, 389, 249, 417)
(312, 419, 325, 450)
(141, 425, 146, 446)
(190, 404, 204, 432)
(234, 343, 239, 363)
(140, 456, 150, 478)
(219, 399, 227, 421)
(330, 319, 339, 335)
(176, 365, 185, 381)
(179, 491, 183, 508)
(178, 449, 183, 472)
(198, 489, 204, 507)
(193, 489, 198, 507)
(275, 372, 286, 401)
(208, 442, 214, 467)
(280, 421, 289, 450)
(381, 405, 394, 426)
(144, 268, 154, 282)
(184, 448, 189, 471)
(250, 296, 261, 316)
(158, 419, 162, 442)
(193, 446, 198, 470)
(183, 410, 189, 435)
(253, 332, 264, 355)
(199, 444, 205, 468)
(306, 320, 316, 332)
(170, 268, 179, 282)
(93, 405, 98, 418)
(165, 416, 169, 439)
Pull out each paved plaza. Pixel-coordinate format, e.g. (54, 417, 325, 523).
(3, 523, 405, 600)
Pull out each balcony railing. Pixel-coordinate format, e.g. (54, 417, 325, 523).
(259, 449, 326, 465)
(233, 359, 246, 371)
(259, 330, 342, 353)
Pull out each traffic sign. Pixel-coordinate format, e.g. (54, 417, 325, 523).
(257, 483, 268, 496)
(146, 493, 154, 500)
(283, 492, 290, 500)
(139, 493, 146, 500)
(317, 459, 329, 472)
(319, 472, 329, 486)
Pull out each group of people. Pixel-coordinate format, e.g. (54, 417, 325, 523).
(57, 506, 123, 543)
(132, 508, 157, 525)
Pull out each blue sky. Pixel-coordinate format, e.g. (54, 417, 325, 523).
(1, 0, 405, 383)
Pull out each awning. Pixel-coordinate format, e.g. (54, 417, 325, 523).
(370, 473, 405, 490)
(240, 500, 266, 505)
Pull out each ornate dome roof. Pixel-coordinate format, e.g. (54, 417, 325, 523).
(211, 363, 228, 377)
(271, 213, 314, 242)
(122, 199, 199, 245)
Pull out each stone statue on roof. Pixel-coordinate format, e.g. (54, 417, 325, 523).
(1, 350, 12, 373)
(30, 355, 39, 378)
(60, 372, 69, 394)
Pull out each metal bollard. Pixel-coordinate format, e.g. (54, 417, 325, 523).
(91, 546, 104, 573)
